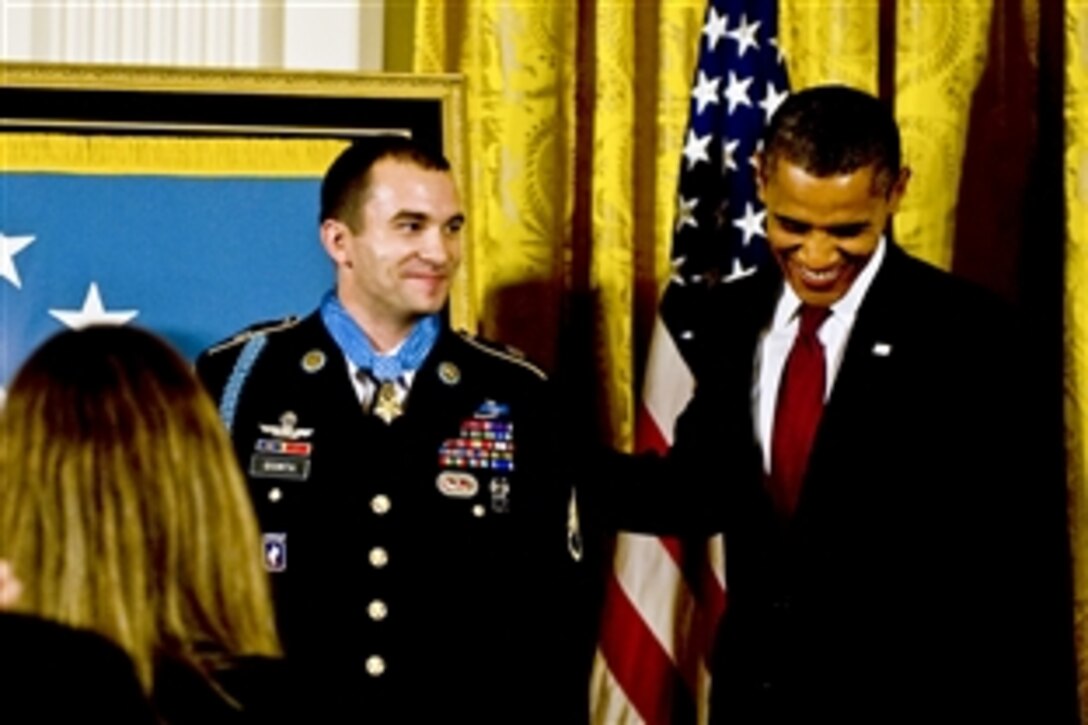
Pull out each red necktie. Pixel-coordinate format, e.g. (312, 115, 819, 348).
(770, 304, 831, 518)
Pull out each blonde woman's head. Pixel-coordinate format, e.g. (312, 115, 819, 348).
(0, 325, 279, 689)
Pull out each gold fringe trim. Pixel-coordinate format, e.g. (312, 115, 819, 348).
(0, 134, 347, 177)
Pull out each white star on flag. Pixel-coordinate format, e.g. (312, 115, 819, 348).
(727, 13, 762, 58)
(723, 71, 753, 114)
(691, 71, 721, 115)
(702, 6, 729, 52)
(0, 233, 36, 289)
(750, 139, 764, 169)
(682, 130, 713, 171)
(723, 137, 740, 173)
(675, 195, 699, 232)
(759, 81, 789, 124)
(770, 36, 785, 64)
(49, 282, 139, 329)
(670, 255, 688, 286)
(725, 256, 758, 283)
(732, 201, 766, 246)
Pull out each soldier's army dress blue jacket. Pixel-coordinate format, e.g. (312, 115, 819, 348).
(196, 311, 586, 723)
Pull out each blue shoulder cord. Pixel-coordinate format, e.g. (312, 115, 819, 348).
(218, 335, 268, 435)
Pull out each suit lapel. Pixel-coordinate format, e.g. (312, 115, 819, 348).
(823, 243, 911, 414)
(795, 244, 912, 519)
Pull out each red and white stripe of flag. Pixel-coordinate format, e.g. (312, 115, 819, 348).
(590, 316, 727, 725)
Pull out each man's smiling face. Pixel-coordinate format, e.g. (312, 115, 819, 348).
(758, 159, 908, 308)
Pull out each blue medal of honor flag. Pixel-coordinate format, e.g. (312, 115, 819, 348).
(0, 172, 332, 386)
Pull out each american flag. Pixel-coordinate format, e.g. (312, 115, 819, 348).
(590, 1, 789, 723)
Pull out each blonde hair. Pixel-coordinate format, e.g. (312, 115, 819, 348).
(0, 326, 280, 690)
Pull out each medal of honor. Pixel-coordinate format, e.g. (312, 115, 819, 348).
(373, 380, 404, 424)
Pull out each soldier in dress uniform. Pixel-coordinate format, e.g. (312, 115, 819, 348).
(196, 137, 589, 723)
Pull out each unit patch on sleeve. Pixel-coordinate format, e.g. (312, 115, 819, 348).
(263, 533, 287, 572)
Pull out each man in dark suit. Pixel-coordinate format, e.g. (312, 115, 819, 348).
(599, 85, 1074, 723)
(196, 137, 587, 723)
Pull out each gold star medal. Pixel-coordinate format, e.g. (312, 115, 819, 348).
(373, 381, 404, 424)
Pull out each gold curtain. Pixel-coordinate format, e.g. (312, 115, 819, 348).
(894, 0, 993, 269)
(781, 0, 878, 91)
(416, 0, 1082, 718)
(1067, 1, 1088, 718)
(414, 1, 577, 373)
(415, 0, 706, 452)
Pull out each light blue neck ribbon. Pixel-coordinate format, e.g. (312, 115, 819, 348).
(319, 291, 440, 381)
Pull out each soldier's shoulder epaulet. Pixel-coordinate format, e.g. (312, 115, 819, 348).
(456, 330, 548, 381)
(204, 316, 301, 357)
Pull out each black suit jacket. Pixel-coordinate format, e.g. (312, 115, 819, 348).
(596, 244, 1075, 723)
(197, 312, 588, 723)
(0, 613, 153, 723)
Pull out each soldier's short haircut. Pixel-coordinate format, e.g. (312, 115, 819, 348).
(320, 135, 451, 231)
(760, 84, 902, 196)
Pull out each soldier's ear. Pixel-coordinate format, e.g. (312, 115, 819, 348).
(320, 219, 353, 267)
